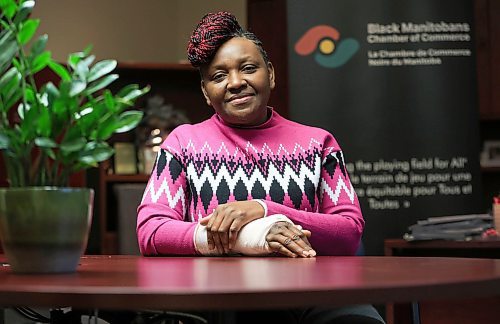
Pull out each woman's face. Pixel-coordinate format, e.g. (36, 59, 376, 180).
(200, 37, 275, 127)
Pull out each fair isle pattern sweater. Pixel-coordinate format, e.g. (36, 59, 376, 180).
(137, 109, 364, 256)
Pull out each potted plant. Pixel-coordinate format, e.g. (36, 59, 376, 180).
(0, 0, 149, 273)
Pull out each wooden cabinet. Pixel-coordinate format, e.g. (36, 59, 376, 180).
(385, 239, 500, 324)
(96, 62, 207, 254)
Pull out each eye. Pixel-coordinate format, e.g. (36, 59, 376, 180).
(242, 64, 257, 73)
(211, 72, 226, 82)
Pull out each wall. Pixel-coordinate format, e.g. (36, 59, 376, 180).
(31, 0, 246, 63)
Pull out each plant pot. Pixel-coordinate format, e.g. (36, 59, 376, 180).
(0, 187, 93, 274)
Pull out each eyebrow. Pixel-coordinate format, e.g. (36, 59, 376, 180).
(210, 55, 260, 71)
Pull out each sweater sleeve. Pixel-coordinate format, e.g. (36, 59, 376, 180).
(265, 136, 364, 256)
(137, 139, 197, 255)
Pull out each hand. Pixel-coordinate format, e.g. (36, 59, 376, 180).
(266, 222, 316, 258)
(199, 201, 265, 254)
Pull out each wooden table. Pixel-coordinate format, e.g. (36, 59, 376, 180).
(1, 255, 500, 314)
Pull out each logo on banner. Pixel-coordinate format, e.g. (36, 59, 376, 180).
(295, 25, 359, 68)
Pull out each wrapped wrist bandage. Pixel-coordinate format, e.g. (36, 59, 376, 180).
(194, 214, 293, 256)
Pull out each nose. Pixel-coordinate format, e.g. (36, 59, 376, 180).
(227, 71, 246, 90)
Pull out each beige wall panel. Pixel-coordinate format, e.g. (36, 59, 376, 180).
(32, 0, 246, 63)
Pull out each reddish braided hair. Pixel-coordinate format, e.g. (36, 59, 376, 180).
(187, 12, 242, 67)
(187, 12, 269, 67)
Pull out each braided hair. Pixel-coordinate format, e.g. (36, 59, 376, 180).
(187, 11, 269, 68)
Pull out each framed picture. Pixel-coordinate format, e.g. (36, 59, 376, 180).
(481, 141, 500, 167)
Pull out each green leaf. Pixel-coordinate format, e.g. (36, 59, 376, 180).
(0, 0, 17, 20)
(83, 44, 93, 56)
(30, 34, 48, 58)
(44, 147, 56, 159)
(17, 102, 29, 119)
(116, 84, 138, 97)
(80, 54, 95, 68)
(13, 0, 35, 24)
(0, 68, 21, 109)
(36, 107, 51, 137)
(75, 55, 93, 80)
(122, 86, 150, 102)
(103, 90, 115, 110)
(0, 133, 9, 149)
(79, 141, 113, 165)
(35, 137, 57, 148)
(69, 80, 86, 97)
(19, 103, 38, 141)
(0, 66, 20, 92)
(114, 110, 143, 133)
(23, 86, 34, 102)
(0, 34, 18, 75)
(44, 81, 60, 98)
(87, 59, 117, 82)
(60, 137, 86, 153)
(48, 61, 71, 81)
(95, 115, 117, 140)
(85, 74, 118, 95)
(17, 19, 40, 45)
(31, 50, 51, 73)
(68, 51, 85, 70)
(3, 90, 21, 111)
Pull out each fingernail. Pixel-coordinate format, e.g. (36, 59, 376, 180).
(302, 250, 310, 257)
(309, 250, 316, 257)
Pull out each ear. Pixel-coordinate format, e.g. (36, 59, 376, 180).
(267, 62, 276, 90)
(200, 80, 212, 106)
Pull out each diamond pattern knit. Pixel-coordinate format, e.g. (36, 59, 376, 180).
(137, 110, 363, 255)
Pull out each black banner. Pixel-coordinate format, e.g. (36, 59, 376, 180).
(287, 0, 483, 255)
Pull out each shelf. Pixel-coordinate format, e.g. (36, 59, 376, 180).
(481, 166, 500, 173)
(97, 61, 207, 255)
(117, 61, 196, 71)
(480, 113, 500, 121)
(103, 174, 150, 183)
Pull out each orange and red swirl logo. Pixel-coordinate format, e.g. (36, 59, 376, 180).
(295, 25, 359, 68)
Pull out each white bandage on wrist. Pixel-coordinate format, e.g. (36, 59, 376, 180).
(193, 214, 293, 256)
(252, 199, 268, 217)
(234, 214, 293, 255)
(193, 223, 219, 256)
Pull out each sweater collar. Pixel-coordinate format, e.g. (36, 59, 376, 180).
(213, 107, 280, 130)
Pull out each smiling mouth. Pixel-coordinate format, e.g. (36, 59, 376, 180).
(226, 94, 254, 105)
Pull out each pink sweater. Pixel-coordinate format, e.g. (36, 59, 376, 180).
(137, 109, 364, 256)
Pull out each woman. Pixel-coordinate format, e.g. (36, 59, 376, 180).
(137, 12, 384, 323)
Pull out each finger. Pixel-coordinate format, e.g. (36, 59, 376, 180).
(300, 230, 313, 247)
(199, 214, 212, 225)
(207, 208, 224, 254)
(206, 210, 222, 251)
(212, 231, 225, 255)
(218, 214, 237, 252)
(282, 227, 316, 257)
(286, 225, 314, 251)
(206, 229, 215, 251)
(216, 229, 230, 254)
(276, 225, 313, 252)
(211, 207, 231, 254)
(270, 232, 311, 258)
(268, 241, 297, 258)
(285, 235, 313, 257)
(228, 218, 243, 250)
(205, 210, 217, 233)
